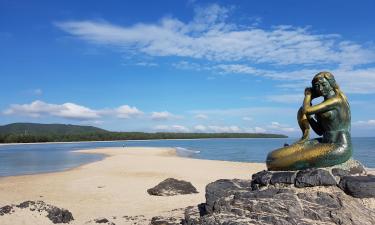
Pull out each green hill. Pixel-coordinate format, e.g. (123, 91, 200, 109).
(0, 123, 287, 143)
(0, 123, 108, 135)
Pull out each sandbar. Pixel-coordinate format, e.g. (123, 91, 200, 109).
(0, 147, 266, 224)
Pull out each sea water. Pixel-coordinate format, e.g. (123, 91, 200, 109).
(0, 137, 374, 177)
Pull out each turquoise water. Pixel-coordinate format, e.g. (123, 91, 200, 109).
(0, 137, 374, 177)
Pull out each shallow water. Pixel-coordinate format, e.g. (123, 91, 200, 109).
(0, 137, 374, 177)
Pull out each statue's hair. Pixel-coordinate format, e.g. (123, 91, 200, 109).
(312, 71, 350, 111)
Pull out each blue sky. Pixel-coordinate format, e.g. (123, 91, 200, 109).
(1, 0, 375, 137)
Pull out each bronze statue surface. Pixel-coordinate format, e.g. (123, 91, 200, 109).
(266, 72, 352, 171)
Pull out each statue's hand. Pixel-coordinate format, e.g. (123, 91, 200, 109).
(304, 87, 312, 96)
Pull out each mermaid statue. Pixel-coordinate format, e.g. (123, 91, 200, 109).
(266, 72, 352, 171)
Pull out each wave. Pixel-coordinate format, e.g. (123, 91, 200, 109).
(175, 147, 200, 157)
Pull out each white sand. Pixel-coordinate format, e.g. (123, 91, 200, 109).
(0, 147, 266, 225)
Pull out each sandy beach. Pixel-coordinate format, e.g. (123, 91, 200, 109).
(0, 147, 266, 225)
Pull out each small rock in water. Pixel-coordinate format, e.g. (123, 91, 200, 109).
(147, 178, 198, 196)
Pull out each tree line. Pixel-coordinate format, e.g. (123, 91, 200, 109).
(0, 132, 287, 143)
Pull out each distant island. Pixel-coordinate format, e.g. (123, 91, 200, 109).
(0, 123, 287, 143)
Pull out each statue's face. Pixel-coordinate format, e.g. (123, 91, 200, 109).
(313, 77, 333, 97)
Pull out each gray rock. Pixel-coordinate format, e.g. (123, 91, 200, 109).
(270, 171, 296, 185)
(46, 206, 74, 224)
(150, 216, 180, 225)
(328, 158, 366, 175)
(204, 179, 251, 214)
(16, 201, 36, 209)
(295, 169, 336, 187)
(339, 175, 375, 198)
(0, 205, 13, 216)
(147, 178, 198, 196)
(1, 200, 74, 223)
(94, 217, 110, 223)
(183, 176, 375, 225)
(251, 170, 272, 186)
(331, 168, 350, 178)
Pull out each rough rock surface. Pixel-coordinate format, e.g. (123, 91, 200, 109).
(0, 200, 74, 224)
(148, 178, 199, 196)
(339, 175, 375, 198)
(250, 162, 372, 199)
(184, 179, 375, 225)
(0, 205, 13, 216)
(295, 169, 337, 187)
(150, 216, 181, 225)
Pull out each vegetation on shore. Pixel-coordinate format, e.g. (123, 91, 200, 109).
(0, 123, 287, 143)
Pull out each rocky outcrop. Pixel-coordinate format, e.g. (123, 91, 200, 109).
(0, 200, 74, 224)
(181, 160, 375, 225)
(184, 178, 375, 225)
(148, 178, 199, 196)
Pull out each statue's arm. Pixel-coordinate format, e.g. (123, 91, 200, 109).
(307, 115, 323, 135)
(303, 90, 339, 115)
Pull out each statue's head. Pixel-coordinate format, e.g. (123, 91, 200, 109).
(312, 71, 337, 98)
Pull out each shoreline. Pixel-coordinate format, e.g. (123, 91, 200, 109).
(0, 137, 291, 146)
(0, 147, 266, 225)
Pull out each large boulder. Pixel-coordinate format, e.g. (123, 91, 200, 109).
(339, 175, 375, 198)
(184, 179, 375, 225)
(147, 178, 198, 196)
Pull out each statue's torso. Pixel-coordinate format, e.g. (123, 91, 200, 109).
(316, 97, 351, 145)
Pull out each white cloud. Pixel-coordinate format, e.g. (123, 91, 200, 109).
(55, 4, 375, 67)
(207, 125, 241, 133)
(151, 111, 181, 121)
(115, 105, 143, 118)
(135, 62, 158, 67)
(154, 124, 190, 132)
(190, 107, 295, 118)
(242, 116, 253, 121)
(3, 100, 100, 120)
(3, 100, 143, 121)
(193, 124, 267, 133)
(193, 125, 207, 132)
(194, 114, 208, 119)
(353, 120, 375, 127)
(267, 121, 296, 133)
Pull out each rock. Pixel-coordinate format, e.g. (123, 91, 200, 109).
(331, 168, 350, 178)
(94, 217, 111, 223)
(0, 200, 74, 223)
(147, 178, 198, 196)
(329, 158, 366, 175)
(295, 169, 336, 187)
(339, 175, 375, 198)
(251, 170, 272, 186)
(0, 205, 13, 216)
(46, 206, 74, 224)
(183, 178, 375, 225)
(150, 216, 180, 225)
(204, 179, 251, 214)
(270, 171, 296, 185)
(16, 200, 36, 209)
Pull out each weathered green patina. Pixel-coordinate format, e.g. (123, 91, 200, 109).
(266, 72, 352, 171)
